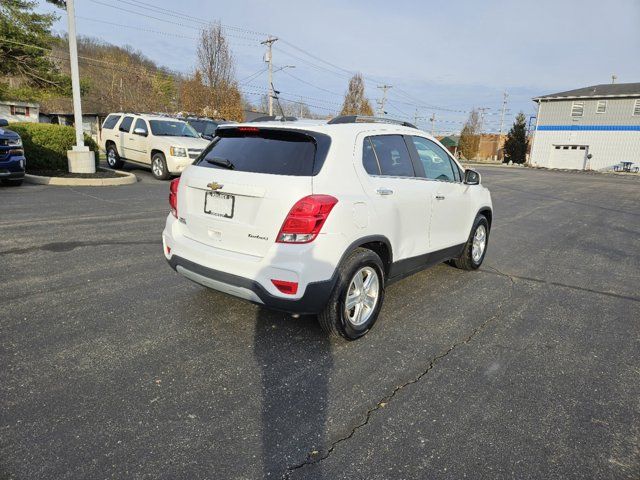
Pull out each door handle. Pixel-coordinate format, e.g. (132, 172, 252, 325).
(435, 194, 446, 200)
(376, 188, 394, 196)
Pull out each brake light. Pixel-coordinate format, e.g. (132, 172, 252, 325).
(169, 177, 180, 218)
(237, 127, 260, 133)
(276, 195, 338, 243)
(271, 279, 298, 295)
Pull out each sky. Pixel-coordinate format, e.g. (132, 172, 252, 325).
(35, 0, 640, 134)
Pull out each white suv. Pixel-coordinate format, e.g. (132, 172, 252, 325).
(162, 116, 493, 340)
(101, 113, 210, 180)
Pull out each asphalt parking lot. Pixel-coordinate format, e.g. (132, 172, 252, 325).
(1, 165, 639, 479)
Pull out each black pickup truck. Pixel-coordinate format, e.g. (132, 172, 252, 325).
(0, 119, 25, 186)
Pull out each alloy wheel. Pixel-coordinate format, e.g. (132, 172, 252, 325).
(472, 224, 487, 263)
(344, 266, 380, 326)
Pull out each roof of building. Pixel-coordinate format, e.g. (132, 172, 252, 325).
(0, 100, 39, 108)
(533, 82, 640, 101)
(439, 135, 460, 147)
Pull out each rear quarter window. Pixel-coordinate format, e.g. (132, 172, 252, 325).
(102, 114, 121, 130)
(196, 128, 329, 176)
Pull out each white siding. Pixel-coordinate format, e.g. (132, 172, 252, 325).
(0, 102, 39, 123)
(530, 130, 640, 170)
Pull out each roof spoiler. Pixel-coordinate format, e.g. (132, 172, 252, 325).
(327, 115, 417, 129)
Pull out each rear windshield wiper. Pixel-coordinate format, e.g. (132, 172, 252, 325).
(205, 156, 235, 169)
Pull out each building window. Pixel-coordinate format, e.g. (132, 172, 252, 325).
(571, 102, 584, 117)
(596, 100, 607, 114)
(10, 105, 29, 116)
(634, 99, 640, 116)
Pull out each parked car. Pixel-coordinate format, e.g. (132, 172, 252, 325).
(100, 113, 210, 180)
(0, 119, 26, 186)
(181, 116, 235, 141)
(162, 116, 493, 340)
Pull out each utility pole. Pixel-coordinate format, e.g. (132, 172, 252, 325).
(376, 84, 392, 116)
(414, 108, 419, 126)
(65, 0, 95, 173)
(497, 91, 509, 159)
(429, 113, 436, 135)
(477, 107, 490, 132)
(261, 36, 278, 116)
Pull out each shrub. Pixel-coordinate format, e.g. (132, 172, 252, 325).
(5, 122, 100, 172)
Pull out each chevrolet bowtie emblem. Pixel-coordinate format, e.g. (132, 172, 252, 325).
(207, 182, 223, 191)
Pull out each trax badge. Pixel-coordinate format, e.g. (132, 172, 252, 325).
(207, 182, 223, 191)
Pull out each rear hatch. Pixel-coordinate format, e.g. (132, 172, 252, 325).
(180, 126, 330, 258)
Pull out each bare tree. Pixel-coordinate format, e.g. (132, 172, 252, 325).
(340, 73, 373, 116)
(459, 109, 481, 160)
(197, 22, 235, 89)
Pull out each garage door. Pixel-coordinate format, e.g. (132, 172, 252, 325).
(550, 145, 587, 170)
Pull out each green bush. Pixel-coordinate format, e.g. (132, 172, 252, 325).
(5, 122, 100, 172)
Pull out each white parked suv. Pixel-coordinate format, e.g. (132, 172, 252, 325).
(162, 116, 493, 340)
(100, 113, 210, 180)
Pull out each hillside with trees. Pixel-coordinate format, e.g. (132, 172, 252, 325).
(1, 1, 245, 120)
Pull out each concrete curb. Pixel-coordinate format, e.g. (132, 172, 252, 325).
(463, 163, 640, 178)
(24, 168, 137, 186)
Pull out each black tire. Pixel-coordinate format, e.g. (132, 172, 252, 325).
(151, 152, 170, 180)
(451, 214, 489, 270)
(106, 144, 124, 169)
(1, 178, 23, 186)
(318, 248, 385, 340)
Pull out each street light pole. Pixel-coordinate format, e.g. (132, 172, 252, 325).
(65, 0, 95, 173)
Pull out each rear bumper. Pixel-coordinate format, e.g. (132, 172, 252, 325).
(166, 254, 336, 314)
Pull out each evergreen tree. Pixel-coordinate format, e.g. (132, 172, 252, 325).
(459, 109, 481, 159)
(503, 112, 529, 164)
(0, 0, 66, 90)
(340, 73, 373, 116)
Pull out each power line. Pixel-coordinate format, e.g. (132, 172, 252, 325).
(238, 66, 268, 85)
(280, 69, 343, 97)
(82, 0, 482, 115)
(114, 0, 269, 37)
(86, 0, 263, 42)
(75, 16, 262, 48)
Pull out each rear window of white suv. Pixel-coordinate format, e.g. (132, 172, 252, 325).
(196, 127, 330, 176)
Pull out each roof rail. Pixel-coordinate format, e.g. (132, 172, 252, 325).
(249, 115, 298, 123)
(327, 115, 417, 129)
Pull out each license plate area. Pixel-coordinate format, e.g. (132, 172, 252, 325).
(204, 192, 235, 218)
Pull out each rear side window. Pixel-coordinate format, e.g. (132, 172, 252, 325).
(189, 120, 218, 137)
(102, 114, 121, 130)
(119, 116, 133, 133)
(364, 135, 415, 177)
(196, 128, 318, 176)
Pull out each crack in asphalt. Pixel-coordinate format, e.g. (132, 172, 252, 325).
(483, 265, 640, 304)
(0, 239, 159, 255)
(282, 271, 516, 479)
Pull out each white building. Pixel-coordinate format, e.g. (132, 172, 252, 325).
(530, 83, 640, 171)
(0, 100, 40, 123)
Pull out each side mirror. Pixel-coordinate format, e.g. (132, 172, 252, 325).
(133, 127, 147, 136)
(464, 169, 481, 185)
(0, 119, 9, 127)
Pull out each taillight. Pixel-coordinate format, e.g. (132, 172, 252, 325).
(276, 195, 338, 243)
(169, 178, 180, 218)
